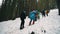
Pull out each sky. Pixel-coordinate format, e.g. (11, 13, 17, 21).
(0, 0, 2, 6)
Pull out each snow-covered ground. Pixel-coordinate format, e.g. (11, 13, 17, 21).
(0, 9, 60, 34)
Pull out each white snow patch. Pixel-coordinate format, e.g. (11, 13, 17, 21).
(0, 9, 60, 34)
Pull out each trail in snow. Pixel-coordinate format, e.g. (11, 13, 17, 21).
(0, 9, 60, 34)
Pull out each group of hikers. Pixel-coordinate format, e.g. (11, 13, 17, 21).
(41, 9, 49, 17)
(20, 9, 49, 30)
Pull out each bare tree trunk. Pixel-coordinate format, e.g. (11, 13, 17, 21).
(57, 0, 60, 15)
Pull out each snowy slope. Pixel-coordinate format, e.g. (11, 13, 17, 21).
(0, 9, 60, 34)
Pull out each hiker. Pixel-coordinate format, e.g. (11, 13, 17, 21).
(45, 10, 49, 16)
(29, 9, 37, 26)
(41, 9, 45, 17)
(20, 11, 26, 29)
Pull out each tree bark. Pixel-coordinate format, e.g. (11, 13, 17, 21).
(57, 0, 60, 15)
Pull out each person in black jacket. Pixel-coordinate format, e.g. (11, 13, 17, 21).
(41, 9, 45, 17)
(20, 11, 26, 29)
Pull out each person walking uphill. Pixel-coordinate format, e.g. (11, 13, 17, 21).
(45, 10, 49, 16)
(20, 11, 26, 30)
(29, 9, 37, 26)
(41, 9, 45, 17)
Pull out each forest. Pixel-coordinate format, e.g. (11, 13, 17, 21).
(0, 0, 59, 22)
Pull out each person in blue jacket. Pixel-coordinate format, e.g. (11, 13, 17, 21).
(29, 9, 37, 26)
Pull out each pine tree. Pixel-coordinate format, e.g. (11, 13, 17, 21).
(56, 0, 60, 15)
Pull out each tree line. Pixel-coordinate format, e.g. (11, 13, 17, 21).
(0, 0, 58, 22)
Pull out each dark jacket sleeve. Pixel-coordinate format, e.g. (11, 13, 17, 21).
(20, 12, 26, 19)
